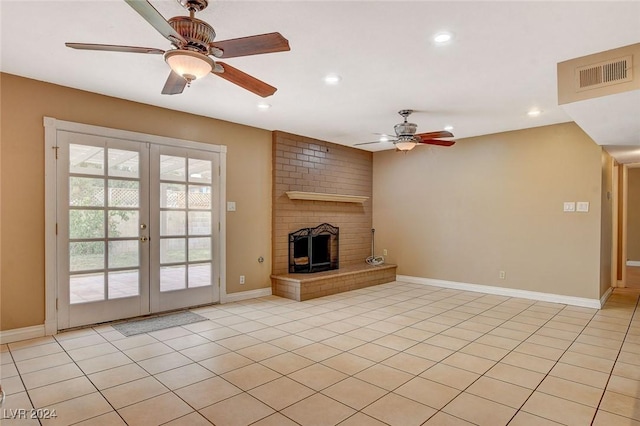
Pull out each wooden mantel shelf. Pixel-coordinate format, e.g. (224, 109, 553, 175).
(286, 191, 369, 204)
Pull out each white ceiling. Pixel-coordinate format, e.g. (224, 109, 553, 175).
(1, 1, 639, 158)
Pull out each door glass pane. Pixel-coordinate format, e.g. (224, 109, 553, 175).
(108, 270, 139, 299)
(161, 183, 186, 208)
(70, 242, 104, 271)
(70, 144, 104, 175)
(188, 185, 211, 209)
(189, 263, 211, 288)
(109, 180, 139, 207)
(109, 241, 139, 268)
(159, 152, 215, 295)
(160, 155, 186, 181)
(189, 237, 211, 261)
(189, 159, 212, 183)
(161, 265, 186, 291)
(188, 211, 211, 235)
(161, 238, 186, 263)
(70, 177, 104, 207)
(70, 273, 104, 303)
(160, 211, 186, 236)
(108, 210, 139, 238)
(69, 210, 104, 239)
(108, 149, 139, 178)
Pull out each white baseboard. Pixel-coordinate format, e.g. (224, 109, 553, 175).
(600, 286, 613, 307)
(222, 287, 272, 304)
(0, 325, 46, 344)
(45, 319, 58, 336)
(627, 261, 640, 267)
(396, 275, 603, 309)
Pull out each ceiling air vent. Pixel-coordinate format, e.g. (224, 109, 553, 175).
(576, 55, 632, 91)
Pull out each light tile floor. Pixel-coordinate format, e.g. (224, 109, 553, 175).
(2, 282, 640, 425)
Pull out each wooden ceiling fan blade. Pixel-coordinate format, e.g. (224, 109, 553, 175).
(416, 130, 454, 139)
(418, 139, 456, 147)
(124, 0, 186, 46)
(214, 62, 277, 97)
(212, 32, 290, 58)
(161, 71, 187, 95)
(65, 43, 165, 54)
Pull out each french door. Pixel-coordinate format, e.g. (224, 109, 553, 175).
(150, 145, 220, 312)
(55, 130, 221, 329)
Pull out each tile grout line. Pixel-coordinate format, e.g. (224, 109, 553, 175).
(589, 292, 640, 425)
(283, 287, 594, 424)
(4, 344, 43, 426)
(501, 301, 603, 425)
(307, 291, 548, 424)
(428, 297, 594, 425)
(6, 284, 640, 425)
(193, 286, 502, 424)
(52, 331, 133, 425)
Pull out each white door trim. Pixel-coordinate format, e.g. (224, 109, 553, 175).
(44, 117, 227, 334)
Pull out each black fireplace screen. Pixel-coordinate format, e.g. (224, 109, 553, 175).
(289, 223, 339, 273)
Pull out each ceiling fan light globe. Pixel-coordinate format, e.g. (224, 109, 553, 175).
(395, 141, 417, 151)
(164, 50, 213, 80)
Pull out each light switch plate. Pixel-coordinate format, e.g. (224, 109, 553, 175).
(227, 201, 236, 212)
(563, 202, 576, 212)
(577, 201, 589, 212)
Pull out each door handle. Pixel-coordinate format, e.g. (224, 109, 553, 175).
(140, 236, 149, 242)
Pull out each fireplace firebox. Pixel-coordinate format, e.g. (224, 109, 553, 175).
(289, 223, 339, 273)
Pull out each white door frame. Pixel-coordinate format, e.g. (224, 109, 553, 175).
(44, 117, 227, 335)
(612, 162, 619, 287)
(620, 162, 640, 287)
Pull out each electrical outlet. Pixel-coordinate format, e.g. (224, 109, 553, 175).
(383, 249, 388, 256)
(499, 271, 506, 279)
(239, 275, 245, 285)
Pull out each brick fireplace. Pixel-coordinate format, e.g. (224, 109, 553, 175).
(271, 131, 397, 300)
(271, 131, 373, 275)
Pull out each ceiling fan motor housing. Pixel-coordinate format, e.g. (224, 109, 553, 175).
(168, 16, 216, 53)
(394, 122, 418, 137)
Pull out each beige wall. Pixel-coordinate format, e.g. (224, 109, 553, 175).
(373, 122, 605, 300)
(0, 73, 272, 330)
(627, 168, 640, 261)
(0, 73, 616, 331)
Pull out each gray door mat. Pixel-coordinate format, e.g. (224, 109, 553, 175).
(112, 311, 208, 336)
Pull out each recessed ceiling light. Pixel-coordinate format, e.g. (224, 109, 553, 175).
(444, 125, 454, 131)
(434, 32, 452, 44)
(379, 134, 390, 142)
(527, 109, 542, 117)
(324, 74, 341, 85)
(257, 103, 271, 110)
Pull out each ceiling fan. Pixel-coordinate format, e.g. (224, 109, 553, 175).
(66, 0, 290, 97)
(356, 110, 455, 151)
